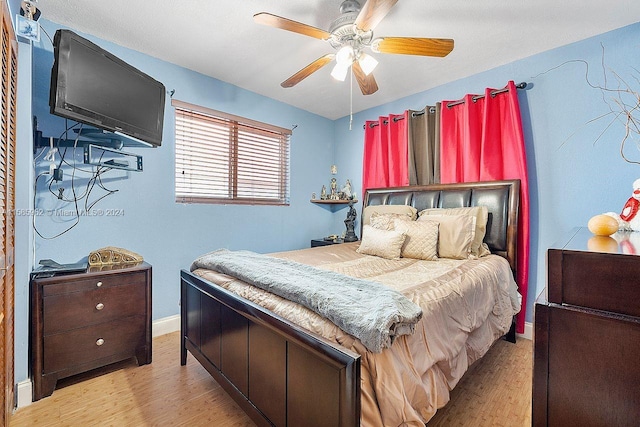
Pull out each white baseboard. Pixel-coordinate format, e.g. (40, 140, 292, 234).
(15, 379, 32, 409)
(15, 314, 182, 409)
(517, 321, 533, 340)
(152, 314, 180, 338)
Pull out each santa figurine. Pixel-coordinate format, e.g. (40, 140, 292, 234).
(606, 178, 640, 231)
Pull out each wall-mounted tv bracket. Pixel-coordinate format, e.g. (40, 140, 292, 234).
(33, 115, 152, 152)
(84, 144, 143, 172)
(32, 116, 143, 172)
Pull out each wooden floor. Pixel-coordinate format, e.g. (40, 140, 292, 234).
(428, 337, 532, 426)
(11, 332, 532, 427)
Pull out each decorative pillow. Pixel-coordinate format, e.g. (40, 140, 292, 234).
(362, 204, 417, 226)
(356, 225, 407, 260)
(418, 214, 476, 259)
(419, 206, 490, 257)
(369, 211, 414, 231)
(393, 218, 439, 260)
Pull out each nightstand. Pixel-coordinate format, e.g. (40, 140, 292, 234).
(30, 262, 152, 401)
(311, 238, 349, 248)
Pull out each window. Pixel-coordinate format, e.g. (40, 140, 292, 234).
(173, 100, 291, 205)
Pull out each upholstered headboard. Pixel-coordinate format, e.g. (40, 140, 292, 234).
(363, 180, 520, 274)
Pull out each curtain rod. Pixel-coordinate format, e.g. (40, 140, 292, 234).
(445, 81, 527, 109)
(363, 81, 528, 129)
(409, 106, 437, 117)
(364, 107, 435, 129)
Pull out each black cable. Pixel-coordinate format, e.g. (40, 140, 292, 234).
(35, 122, 120, 239)
(33, 172, 80, 240)
(84, 166, 117, 212)
(39, 26, 54, 46)
(47, 145, 101, 202)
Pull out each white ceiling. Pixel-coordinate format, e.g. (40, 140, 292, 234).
(37, 0, 640, 120)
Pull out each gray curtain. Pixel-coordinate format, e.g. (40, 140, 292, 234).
(407, 103, 441, 185)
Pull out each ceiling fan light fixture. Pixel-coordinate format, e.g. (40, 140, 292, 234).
(358, 52, 378, 76)
(331, 62, 350, 81)
(335, 45, 355, 66)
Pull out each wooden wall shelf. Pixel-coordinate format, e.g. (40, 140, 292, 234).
(310, 199, 357, 205)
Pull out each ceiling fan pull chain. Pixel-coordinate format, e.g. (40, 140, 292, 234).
(351, 66, 355, 129)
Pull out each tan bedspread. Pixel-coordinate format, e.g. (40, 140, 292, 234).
(192, 242, 521, 426)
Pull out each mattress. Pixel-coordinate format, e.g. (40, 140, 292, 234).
(192, 242, 521, 426)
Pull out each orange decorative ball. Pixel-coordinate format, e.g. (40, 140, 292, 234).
(587, 214, 619, 236)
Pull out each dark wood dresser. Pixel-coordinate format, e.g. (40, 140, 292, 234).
(533, 228, 640, 427)
(30, 262, 152, 401)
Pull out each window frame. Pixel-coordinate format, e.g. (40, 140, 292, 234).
(173, 99, 291, 206)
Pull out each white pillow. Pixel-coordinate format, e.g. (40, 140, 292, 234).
(356, 225, 407, 260)
(393, 219, 439, 260)
(362, 204, 417, 226)
(419, 206, 490, 257)
(418, 214, 476, 259)
(369, 211, 414, 231)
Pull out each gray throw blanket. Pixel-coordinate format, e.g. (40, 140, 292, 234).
(191, 249, 423, 353)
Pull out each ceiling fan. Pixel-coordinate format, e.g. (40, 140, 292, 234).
(254, 0, 454, 96)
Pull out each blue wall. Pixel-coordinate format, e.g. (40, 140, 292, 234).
(13, 9, 640, 393)
(6, 0, 19, 20)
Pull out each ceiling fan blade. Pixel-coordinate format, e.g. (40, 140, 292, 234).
(254, 12, 332, 40)
(352, 61, 378, 95)
(354, 0, 399, 32)
(373, 37, 454, 57)
(281, 54, 335, 88)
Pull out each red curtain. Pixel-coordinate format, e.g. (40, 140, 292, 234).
(440, 81, 530, 334)
(362, 112, 409, 194)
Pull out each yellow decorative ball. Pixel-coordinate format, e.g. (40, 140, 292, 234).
(587, 214, 619, 236)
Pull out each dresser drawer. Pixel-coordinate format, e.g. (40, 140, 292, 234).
(43, 315, 146, 374)
(41, 271, 147, 297)
(547, 228, 640, 318)
(43, 282, 147, 335)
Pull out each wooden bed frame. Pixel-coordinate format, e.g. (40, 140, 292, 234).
(180, 179, 520, 427)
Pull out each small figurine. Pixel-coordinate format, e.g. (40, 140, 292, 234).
(620, 178, 640, 230)
(321, 185, 327, 200)
(341, 179, 353, 199)
(330, 177, 339, 200)
(604, 178, 640, 231)
(344, 201, 358, 242)
(311, 192, 316, 200)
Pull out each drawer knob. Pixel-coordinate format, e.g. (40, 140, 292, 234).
(96, 338, 105, 346)
(96, 303, 104, 310)
(96, 281, 103, 287)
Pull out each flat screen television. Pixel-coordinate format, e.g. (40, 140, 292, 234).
(49, 29, 165, 147)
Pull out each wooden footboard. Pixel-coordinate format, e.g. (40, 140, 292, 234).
(180, 270, 361, 427)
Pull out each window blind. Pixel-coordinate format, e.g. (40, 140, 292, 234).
(173, 100, 291, 206)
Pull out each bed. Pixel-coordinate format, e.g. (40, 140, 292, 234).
(180, 179, 521, 427)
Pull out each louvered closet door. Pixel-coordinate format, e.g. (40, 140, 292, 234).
(0, 0, 17, 422)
